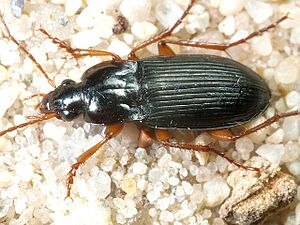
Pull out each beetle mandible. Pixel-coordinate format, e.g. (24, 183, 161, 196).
(0, 0, 297, 199)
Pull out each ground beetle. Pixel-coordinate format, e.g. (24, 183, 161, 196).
(0, 0, 297, 199)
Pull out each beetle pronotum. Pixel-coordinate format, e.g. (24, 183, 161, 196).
(0, 0, 298, 223)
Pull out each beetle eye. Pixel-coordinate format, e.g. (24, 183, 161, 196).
(61, 79, 76, 86)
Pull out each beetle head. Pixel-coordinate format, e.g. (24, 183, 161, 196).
(40, 79, 85, 121)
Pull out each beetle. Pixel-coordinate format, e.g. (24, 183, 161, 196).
(0, 0, 297, 199)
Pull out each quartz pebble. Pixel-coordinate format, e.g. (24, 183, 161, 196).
(290, 27, 300, 45)
(285, 91, 300, 108)
(131, 22, 158, 40)
(120, 177, 137, 195)
(218, 16, 235, 36)
(43, 123, 66, 141)
(256, 144, 284, 166)
(132, 162, 147, 175)
(65, 0, 81, 16)
(156, 0, 184, 29)
(9, 0, 24, 17)
(219, 0, 244, 16)
(203, 176, 230, 207)
(120, 0, 152, 23)
(251, 34, 272, 56)
(0, 85, 20, 118)
(275, 56, 300, 85)
(244, 0, 273, 24)
(107, 39, 131, 57)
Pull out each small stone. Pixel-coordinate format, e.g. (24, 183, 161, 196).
(132, 162, 147, 175)
(153, 182, 163, 192)
(107, 39, 131, 57)
(156, 0, 184, 29)
(256, 144, 284, 166)
(158, 154, 172, 167)
(168, 176, 179, 186)
(120, 0, 152, 23)
(203, 176, 230, 207)
(189, 164, 199, 176)
(282, 142, 300, 163)
(0, 170, 13, 187)
(0, 85, 20, 118)
(71, 30, 101, 49)
(147, 190, 160, 203)
(175, 186, 185, 197)
(219, 0, 244, 16)
(0, 65, 9, 83)
(275, 56, 300, 85)
(43, 123, 66, 141)
(65, 0, 81, 16)
(244, 0, 273, 24)
(88, 171, 112, 199)
(266, 129, 284, 144)
(251, 34, 273, 56)
(175, 208, 192, 220)
(14, 195, 27, 214)
(285, 91, 300, 108)
(282, 116, 300, 141)
(131, 22, 158, 40)
(287, 161, 300, 176)
(290, 27, 300, 45)
(149, 168, 163, 183)
(185, 11, 210, 34)
(212, 218, 226, 225)
(15, 162, 33, 182)
(101, 158, 116, 172)
(137, 179, 147, 191)
(196, 166, 213, 182)
(156, 197, 170, 210)
(120, 177, 137, 195)
(218, 16, 235, 36)
(179, 168, 188, 177)
(159, 210, 174, 222)
(9, 0, 24, 17)
(182, 181, 193, 195)
(235, 137, 254, 154)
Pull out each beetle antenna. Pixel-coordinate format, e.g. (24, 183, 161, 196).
(0, 113, 57, 137)
(0, 14, 56, 88)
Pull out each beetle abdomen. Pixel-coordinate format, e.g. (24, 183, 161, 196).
(139, 55, 271, 130)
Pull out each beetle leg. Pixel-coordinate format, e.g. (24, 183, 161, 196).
(128, 0, 196, 59)
(39, 28, 122, 61)
(153, 14, 288, 52)
(158, 41, 176, 55)
(154, 130, 260, 171)
(0, 15, 56, 88)
(207, 129, 235, 141)
(138, 129, 155, 148)
(207, 111, 300, 141)
(65, 123, 124, 200)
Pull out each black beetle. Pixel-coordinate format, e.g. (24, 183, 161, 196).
(0, 0, 297, 199)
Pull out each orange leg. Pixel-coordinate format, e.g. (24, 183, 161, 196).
(208, 111, 300, 141)
(156, 14, 288, 53)
(128, 0, 196, 59)
(154, 129, 259, 171)
(39, 28, 122, 61)
(0, 15, 56, 88)
(65, 123, 123, 200)
(138, 129, 154, 148)
(0, 113, 57, 137)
